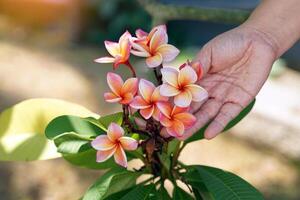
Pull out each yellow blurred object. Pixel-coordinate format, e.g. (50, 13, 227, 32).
(0, 98, 99, 161)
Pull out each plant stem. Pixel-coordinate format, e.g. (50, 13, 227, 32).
(122, 105, 131, 128)
(153, 65, 163, 85)
(172, 141, 183, 168)
(125, 61, 137, 77)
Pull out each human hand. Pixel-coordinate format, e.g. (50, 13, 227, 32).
(182, 25, 278, 140)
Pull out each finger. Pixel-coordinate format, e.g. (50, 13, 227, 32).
(204, 102, 244, 140)
(189, 98, 208, 114)
(181, 98, 223, 140)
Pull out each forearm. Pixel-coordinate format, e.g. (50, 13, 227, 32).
(242, 0, 300, 57)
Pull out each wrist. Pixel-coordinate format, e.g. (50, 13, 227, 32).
(240, 20, 281, 58)
(241, 0, 300, 58)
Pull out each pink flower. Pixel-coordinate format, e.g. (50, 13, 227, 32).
(95, 31, 131, 69)
(157, 102, 196, 138)
(91, 123, 138, 168)
(104, 72, 138, 105)
(130, 79, 168, 120)
(180, 60, 204, 81)
(160, 66, 208, 107)
(131, 25, 180, 68)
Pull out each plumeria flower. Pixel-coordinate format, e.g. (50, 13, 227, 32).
(91, 123, 138, 168)
(180, 60, 204, 81)
(95, 31, 131, 69)
(157, 102, 196, 138)
(160, 66, 208, 107)
(131, 25, 180, 68)
(104, 72, 138, 105)
(130, 79, 168, 120)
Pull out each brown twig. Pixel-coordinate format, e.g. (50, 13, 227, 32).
(124, 61, 137, 77)
(154, 65, 163, 85)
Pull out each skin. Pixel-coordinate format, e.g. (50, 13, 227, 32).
(186, 0, 300, 140)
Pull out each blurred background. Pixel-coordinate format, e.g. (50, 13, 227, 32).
(1, 0, 300, 199)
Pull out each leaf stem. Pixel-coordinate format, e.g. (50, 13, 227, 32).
(172, 141, 183, 168)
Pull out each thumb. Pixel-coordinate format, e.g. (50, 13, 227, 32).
(192, 43, 212, 77)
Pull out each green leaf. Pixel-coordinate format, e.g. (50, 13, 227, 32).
(173, 186, 194, 200)
(185, 100, 255, 144)
(63, 148, 116, 169)
(45, 115, 105, 140)
(0, 98, 98, 161)
(158, 152, 171, 172)
(158, 186, 172, 200)
(83, 168, 141, 200)
(185, 165, 264, 200)
(184, 169, 212, 200)
(103, 188, 134, 200)
(167, 139, 180, 156)
(119, 184, 157, 200)
(53, 132, 92, 154)
(191, 187, 204, 200)
(98, 112, 123, 130)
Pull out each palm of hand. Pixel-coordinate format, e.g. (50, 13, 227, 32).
(183, 27, 277, 140)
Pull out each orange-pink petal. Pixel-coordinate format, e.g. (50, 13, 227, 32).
(113, 55, 123, 69)
(104, 41, 120, 57)
(166, 120, 184, 137)
(171, 106, 189, 115)
(174, 90, 192, 107)
(119, 137, 138, 151)
(148, 25, 166, 41)
(121, 78, 138, 96)
(146, 53, 163, 68)
(156, 44, 180, 62)
(107, 72, 123, 95)
(130, 96, 151, 109)
(156, 102, 172, 118)
(130, 50, 150, 57)
(120, 40, 130, 62)
(91, 135, 116, 151)
(136, 29, 148, 38)
(120, 93, 134, 105)
(174, 113, 196, 129)
(159, 113, 173, 127)
(94, 57, 116, 63)
(131, 41, 150, 52)
(119, 31, 131, 43)
(104, 92, 122, 103)
(152, 106, 161, 121)
(140, 105, 155, 119)
(107, 123, 124, 142)
(178, 66, 198, 86)
(114, 145, 128, 168)
(151, 86, 168, 102)
(190, 61, 204, 80)
(149, 27, 168, 52)
(96, 147, 116, 163)
(161, 67, 179, 87)
(139, 79, 155, 102)
(160, 83, 180, 97)
(185, 84, 208, 102)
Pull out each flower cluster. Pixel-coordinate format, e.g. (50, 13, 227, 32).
(92, 25, 208, 167)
